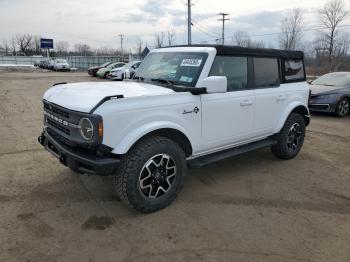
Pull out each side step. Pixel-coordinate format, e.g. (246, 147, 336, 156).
(188, 138, 277, 168)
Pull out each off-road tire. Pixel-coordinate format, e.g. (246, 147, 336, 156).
(115, 136, 187, 213)
(335, 98, 350, 117)
(271, 113, 306, 160)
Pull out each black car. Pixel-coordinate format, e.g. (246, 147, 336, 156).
(88, 62, 112, 77)
(309, 72, 350, 117)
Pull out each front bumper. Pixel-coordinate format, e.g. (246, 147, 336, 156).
(38, 130, 120, 176)
(88, 69, 98, 76)
(109, 73, 123, 80)
(55, 66, 70, 71)
(308, 103, 332, 112)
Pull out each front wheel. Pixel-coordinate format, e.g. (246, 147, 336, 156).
(335, 98, 349, 117)
(271, 113, 306, 160)
(115, 136, 187, 213)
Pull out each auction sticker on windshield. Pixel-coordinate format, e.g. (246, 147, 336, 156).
(181, 59, 202, 67)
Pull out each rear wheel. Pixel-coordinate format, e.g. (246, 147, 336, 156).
(271, 113, 306, 160)
(104, 72, 109, 79)
(115, 136, 187, 213)
(335, 98, 349, 117)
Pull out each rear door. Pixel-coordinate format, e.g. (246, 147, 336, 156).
(200, 55, 255, 153)
(253, 57, 287, 137)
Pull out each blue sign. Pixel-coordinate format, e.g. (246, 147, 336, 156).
(40, 38, 54, 49)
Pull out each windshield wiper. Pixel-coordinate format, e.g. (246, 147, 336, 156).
(151, 78, 174, 85)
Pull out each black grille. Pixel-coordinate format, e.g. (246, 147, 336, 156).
(309, 104, 330, 111)
(47, 128, 76, 148)
(44, 103, 70, 118)
(47, 118, 71, 135)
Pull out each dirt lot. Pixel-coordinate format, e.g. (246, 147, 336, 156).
(0, 70, 349, 262)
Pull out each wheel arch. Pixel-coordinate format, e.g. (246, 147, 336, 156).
(132, 128, 193, 157)
(275, 103, 310, 133)
(112, 122, 193, 157)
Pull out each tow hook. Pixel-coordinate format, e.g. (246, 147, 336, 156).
(38, 132, 45, 146)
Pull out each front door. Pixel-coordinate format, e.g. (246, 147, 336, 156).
(199, 55, 255, 153)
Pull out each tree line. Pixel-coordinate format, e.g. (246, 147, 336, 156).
(228, 0, 349, 73)
(0, 0, 348, 73)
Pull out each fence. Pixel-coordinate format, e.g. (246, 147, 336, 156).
(0, 55, 139, 70)
(0, 56, 39, 66)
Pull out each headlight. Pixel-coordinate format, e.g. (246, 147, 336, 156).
(79, 118, 93, 140)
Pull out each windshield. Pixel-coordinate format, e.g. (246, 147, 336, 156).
(134, 52, 207, 87)
(312, 73, 350, 87)
(107, 63, 119, 69)
(56, 59, 67, 63)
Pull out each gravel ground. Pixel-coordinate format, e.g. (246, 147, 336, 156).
(0, 70, 349, 262)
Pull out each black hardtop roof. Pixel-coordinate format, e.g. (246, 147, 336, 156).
(163, 44, 304, 59)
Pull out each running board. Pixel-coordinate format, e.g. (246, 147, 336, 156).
(188, 138, 277, 168)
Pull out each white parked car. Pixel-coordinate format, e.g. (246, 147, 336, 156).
(38, 45, 310, 213)
(109, 61, 142, 80)
(53, 59, 70, 71)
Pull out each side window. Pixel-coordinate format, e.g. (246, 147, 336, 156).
(209, 56, 248, 92)
(283, 59, 304, 81)
(254, 58, 279, 87)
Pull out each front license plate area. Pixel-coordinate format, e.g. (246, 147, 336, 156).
(45, 140, 60, 159)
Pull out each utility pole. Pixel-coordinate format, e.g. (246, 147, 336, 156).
(186, 0, 194, 45)
(218, 13, 229, 45)
(118, 34, 124, 55)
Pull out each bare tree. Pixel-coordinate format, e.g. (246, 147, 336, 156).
(232, 31, 266, 48)
(56, 41, 70, 55)
(333, 33, 350, 57)
(279, 8, 303, 50)
(2, 40, 10, 54)
(15, 33, 33, 55)
(154, 32, 165, 48)
(319, 0, 349, 63)
(233, 31, 251, 47)
(10, 37, 17, 55)
(167, 29, 176, 46)
(31, 36, 41, 54)
(95, 46, 117, 55)
(253, 40, 266, 48)
(135, 38, 143, 55)
(74, 43, 92, 56)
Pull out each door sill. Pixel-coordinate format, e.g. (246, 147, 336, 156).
(188, 138, 277, 168)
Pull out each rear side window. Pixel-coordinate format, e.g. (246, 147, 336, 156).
(283, 59, 305, 81)
(254, 58, 279, 88)
(209, 56, 248, 92)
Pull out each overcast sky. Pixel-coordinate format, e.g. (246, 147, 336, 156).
(0, 0, 350, 51)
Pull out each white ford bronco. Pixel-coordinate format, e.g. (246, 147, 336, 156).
(38, 45, 310, 213)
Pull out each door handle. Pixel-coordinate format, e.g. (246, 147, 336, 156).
(240, 100, 253, 106)
(276, 95, 286, 101)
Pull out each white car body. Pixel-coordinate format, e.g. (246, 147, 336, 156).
(109, 61, 142, 80)
(42, 46, 310, 157)
(53, 59, 70, 71)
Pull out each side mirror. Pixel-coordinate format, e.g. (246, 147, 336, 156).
(307, 80, 313, 84)
(197, 76, 227, 93)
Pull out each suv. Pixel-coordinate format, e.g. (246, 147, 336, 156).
(38, 45, 310, 213)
